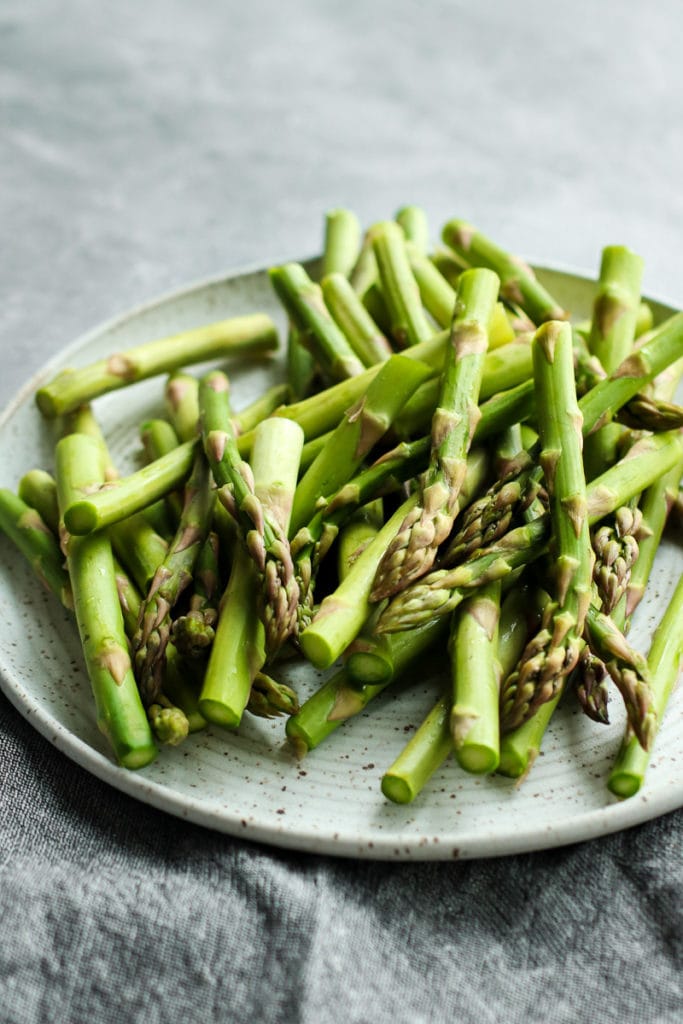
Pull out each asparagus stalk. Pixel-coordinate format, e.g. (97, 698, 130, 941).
(350, 230, 379, 298)
(0, 490, 72, 608)
(500, 322, 594, 733)
(370, 221, 435, 347)
(371, 268, 499, 600)
(591, 505, 643, 614)
(322, 208, 362, 278)
(441, 219, 568, 324)
(321, 273, 393, 366)
(625, 460, 683, 621)
(395, 205, 429, 252)
(381, 585, 531, 803)
(337, 500, 384, 581)
(235, 383, 291, 434)
(36, 313, 278, 418)
(132, 448, 214, 705)
(199, 371, 301, 653)
(17, 469, 60, 534)
(450, 580, 502, 773)
(583, 246, 643, 477)
(300, 494, 419, 670)
(286, 617, 448, 755)
(608, 572, 683, 797)
(165, 372, 200, 441)
(287, 323, 318, 401)
(198, 417, 302, 724)
(269, 263, 366, 380)
(288, 353, 432, 536)
(55, 433, 157, 768)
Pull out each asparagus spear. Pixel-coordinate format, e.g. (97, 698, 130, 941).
(337, 500, 384, 581)
(55, 433, 157, 768)
(199, 370, 301, 654)
(269, 263, 366, 380)
(625, 460, 683, 621)
(322, 208, 362, 278)
(198, 417, 302, 725)
(608, 572, 683, 797)
(132, 448, 214, 705)
(370, 220, 435, 347)
(441, 219, 568, 324)
(321, 273, 393, 366)
(591, 505, 643, 614)
(395, 205, 429, 252)
(17, 469, 60, 534)
(165, 371, 200, 441)
(170, 530, 221, 657)
(381, 585, 531, 802)
(36, 313, 278, 417)
(583, 246, 643, 478)
(0, 490, 72, 608)
(371, 268, 500, 600)
(499, 322, 594, 733)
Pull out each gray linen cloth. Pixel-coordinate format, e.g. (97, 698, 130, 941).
(3, 2, 683, 1021)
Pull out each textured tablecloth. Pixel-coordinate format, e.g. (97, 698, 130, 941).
(2, 2, 683, 1021)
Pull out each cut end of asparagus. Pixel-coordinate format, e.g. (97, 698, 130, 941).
(454, 743, 499, 776)
(299, 627, 338, 671)
(345, 648, 394, 685)
(285, 717, 313, 757)
(607, 769, 641, 800)
(381, 773, 416, 804)
(197, 698, 242, 730)
(115, 740, 159, 770)
(63, 500, 101, 535)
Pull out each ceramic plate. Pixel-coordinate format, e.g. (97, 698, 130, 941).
(1, 262, 682, 860)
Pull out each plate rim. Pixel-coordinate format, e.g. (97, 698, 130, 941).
(1, 257, 681, 861)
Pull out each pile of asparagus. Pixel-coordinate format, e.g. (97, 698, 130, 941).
(2, 208, 683, 805)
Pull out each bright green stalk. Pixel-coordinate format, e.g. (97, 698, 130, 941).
(322, 208, 361, 278)
(17, 470, 60, 534)
(63, 440, 197, 535)
(286, 324, 318, 401)
(36, 313, 278, 418)
(395, 205, 429, 252)
(585, 431, 683, 521)
(199, 371, 301, 653)
(337, 500, 384, 581)
(300, 494, 418, 669)
(165, 371, 200, 441)
(55, 433, 157, 769)
(371, 268, 499, 600)
(500, 322, 594, 733)
(407, 243, 457, 327)
(635, 301, 654, 338)
(133, 448, 214, 705)
(350, 231, 379, 298)
(289, 354, 432, 536)
(584, 246, 643, 477)
(370, 220, 435, 347)
(140, 418, 181, 461)
(269, 263, 365, 380)
(235, 383, 290, 434)
(0, 490, 72, 608)
(109, 515, 169, 593)
(450, 580, 502, 774)
(626, 460, 683, 621)
(321, 273, 393, 366)
(286, 616, 447, 755)
(441, 219, 567, 325)
(381, 585, 531, 803)
(608, 573, 683, 798)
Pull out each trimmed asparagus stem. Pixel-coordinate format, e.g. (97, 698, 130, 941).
(585, 431, 683, 521)
(322, 208, 361, 278)
(165, 371, 200, 441)
(579, 311, 683, 435)
(321, 273, 393, 366)
(287, 324, 318, 401)
(63, 440, 197, 535)
(300, 494, 419, 669)
(608, 573, 683, 797)
(199, 371, 301, 653)
(18, 470, 60, 534)
(198, 543, 265, 728)
(450, 580, 502, 773)
(350, 231, 379, 297)
(132, 448, 214, 705)
(337, 500, 384, 581)
(370, 221, 435, 347)
(289, 353, 432, 536)
(407, 243, 458, 327)
(269, 263, 366, 380)
(36, 313, 278, 417)
(286, 617, 448, 754)
(55, 433, 157, 768)
(109, 515, 169, 593)
(500, 322, 594, 733)
(635, 301, 654, 338)
(381, 585, 531, 802)
(140, 418, 181, 461)
(395, 205, 429, 252)
(371, 268, 500, 600)
(0, 489, 72, 607)
(584, 245, 643, 477)
(441, 219, 568, 324)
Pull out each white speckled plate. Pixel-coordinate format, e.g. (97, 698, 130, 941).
(1, 262, 682, 860)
